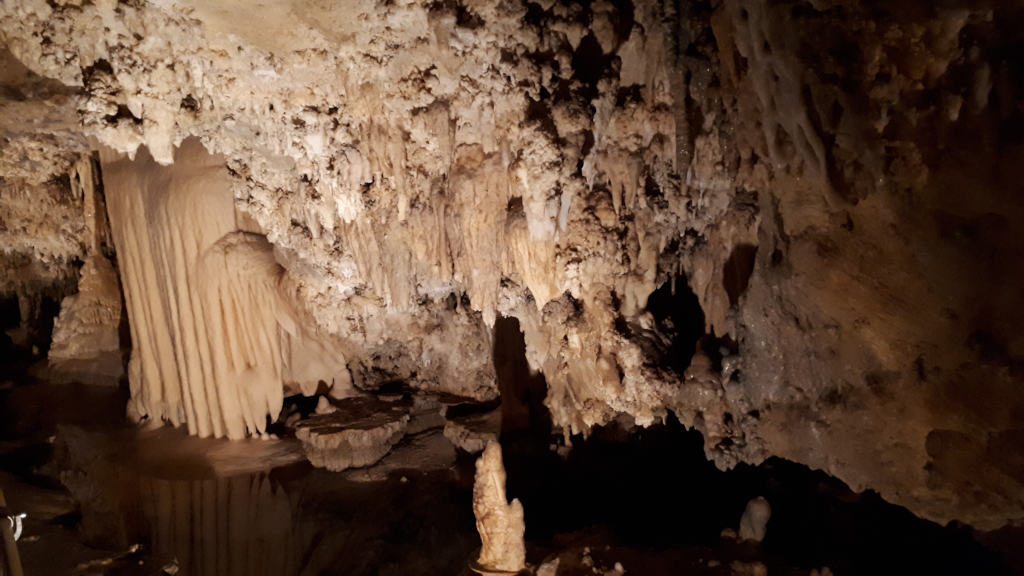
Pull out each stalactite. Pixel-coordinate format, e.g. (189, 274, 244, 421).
(101, 139, 360, 438)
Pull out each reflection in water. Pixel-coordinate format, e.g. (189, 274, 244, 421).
(140, 474, 303, 576)
(55, 424, 479, 576)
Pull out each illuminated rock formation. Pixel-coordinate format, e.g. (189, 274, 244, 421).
(295, 396, 410, 472)
(473, 442, 526, 573)
(738, 496, 771, 543)
(1, 0, 1022, 530)
(102, 140, 285, 438)
(48, 155, 123, 384)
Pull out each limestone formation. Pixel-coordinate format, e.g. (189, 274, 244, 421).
(1, 0, 1023, 531)
(295, 396, 410, 472)
(0, 48, 88, 298)
(102, 140, 295, 439)
(48, 154, 123, 384)
(473, 442, 526, 574)
(738, 496, 771, 543)
(47, 253, 124, 384)
(444, 408, 501, 454)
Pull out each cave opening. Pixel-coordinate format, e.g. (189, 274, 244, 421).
(646, 275, 707, 376)
(11, 293, 63, 358)
(724, 243, 758, 307)
(0, 294, 19, 345)
(0, 295, 23, 381)
(493, 315, 552, 444)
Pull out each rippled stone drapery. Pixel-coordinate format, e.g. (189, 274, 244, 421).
(102, 140, 287, 438)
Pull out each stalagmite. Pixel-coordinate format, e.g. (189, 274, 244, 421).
(49, 155, 123, 384)
(47, 253, 123, 384)
(472, 442, 526, 574)
(738, 496, 771, 543)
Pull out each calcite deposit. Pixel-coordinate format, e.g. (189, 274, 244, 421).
(738, 496, 770, 543)
(473, 442, 527, 574)
(48, 155, 124, 384)
(1, 0, 1023, 532)
(295, 396, 411, 472)
(444, 407, 501, 454)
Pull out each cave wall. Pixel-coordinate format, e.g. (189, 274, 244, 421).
(1, 0, 1022, 528)
(714, 0, 1024, 530)
(0, 48, 90, 298)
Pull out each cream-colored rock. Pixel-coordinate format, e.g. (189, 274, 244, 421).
(738, 496, 771, 543)
(103, 141, 283, 438)
(103, 140, 355, 438)
(311, 397, 334, 416)
(47, 253, 123, 384)
(295, 396, 410, 472)
(48, 152, 124, 384)
(473, 442, 526, 574)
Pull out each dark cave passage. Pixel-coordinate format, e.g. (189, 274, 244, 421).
(645, 275, 708, 376)
(493, 315, 552, 443)
(504, 412, 1011, 575)
(0, 294, 19, 355)
(724, 243, 758, 307)
(485, 313, 1013, 575)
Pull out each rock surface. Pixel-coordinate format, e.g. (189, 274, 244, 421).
(0, 0, 1022, 529)
(445, 408, 501, 454)
(738, 496, 770, 543)
(473, 442, 526, 574)
(342, 429, 456, 483)
(295, 396, 410, 472)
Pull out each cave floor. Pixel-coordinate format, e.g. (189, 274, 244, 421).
(0, 372, 1020, 575)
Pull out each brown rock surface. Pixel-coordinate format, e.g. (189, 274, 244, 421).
(0, 0, 1021, 529)
(445, 408, 502, 454)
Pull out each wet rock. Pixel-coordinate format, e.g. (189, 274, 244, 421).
(406, 394, 447, 435)
(444, 408, 501, 454)
(295, 396, 410, 472)
(342, 430, 456, 482)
